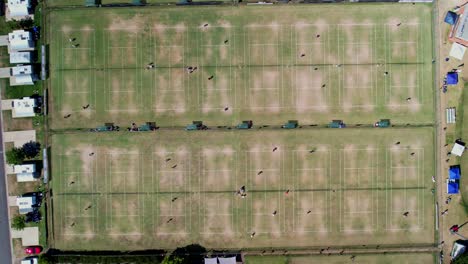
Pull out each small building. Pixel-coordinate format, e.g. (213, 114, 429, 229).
(11, 97, 37, 118)
(16, 196, 36, 214)
(451, 140, 465, 157)
(10, 51, 32, 64)
(6, 0, 31, 20)
(13, 164, 37, 182)
(8, 30, 34, 53)
(449, 6, 468, 46)
(10, 65, 35, 86)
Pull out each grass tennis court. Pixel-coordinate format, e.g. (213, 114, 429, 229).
(47, 4, 434, 129)
(50, 128, 434, 250)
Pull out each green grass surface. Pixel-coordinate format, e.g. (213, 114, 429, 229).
(47, 4, 433, 130)
(51, 128, 434, 250)
(245, 253, 435, 264)
(45, 0, 235, 7)
(458, 83, 468, 216)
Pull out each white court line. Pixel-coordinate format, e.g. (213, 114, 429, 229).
(340, 148, 377, 231)
(63, 47, 90, 50)
(293, 148, 331, 233)
(386, 147, 424, 230)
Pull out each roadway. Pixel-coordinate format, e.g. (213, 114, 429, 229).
(0, 83, 14, 263)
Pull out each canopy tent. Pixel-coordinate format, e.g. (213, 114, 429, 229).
(449, 166, 461, 180)
(450, 43, 467, 60)
(447, 72, 459, 85)
(447, 165, 461, 194)
(452, 141, 466, 156)
(218, 257, 236, 264)
(451, 241, 467, 260)
(447, 181, 459, 194)
(445, 11, 458, 25)
(204, 258, 217, 264)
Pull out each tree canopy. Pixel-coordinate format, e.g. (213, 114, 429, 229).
(22, 141, 41, 159)
(11, 215, 26, 230)
(6, 147, 25, 165)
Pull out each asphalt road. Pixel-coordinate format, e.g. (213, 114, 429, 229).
(0, 90, 13, 263)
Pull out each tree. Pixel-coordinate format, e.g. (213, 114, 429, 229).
(22, 141, 41, 159)
(161, 256, 184, 264)
(11, 215, 26, 230)
(454, 253, 468, 264)
(6, 147, 25, 165)
(38, 254, 53, 264)
(168, 244, 207, 264)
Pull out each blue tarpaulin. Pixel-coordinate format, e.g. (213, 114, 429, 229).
(445, 11, 458, 25)
(450, 166, 461, 179)
(448, 166, 461, 194)
(447, 72, 459, 85)
(448, 181, 459, 194)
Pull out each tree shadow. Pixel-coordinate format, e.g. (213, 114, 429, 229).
(171, 244, 207, 264)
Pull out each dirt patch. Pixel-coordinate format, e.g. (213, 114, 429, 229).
(202, 147, 234, 189)
(203, 196, 234, 235)
(295, 67, 328, 112)
(202, 72, 231, 113)
(61, 25, 72, 34)
(154, 69, 186, 114)
(108, 15, 144, 32)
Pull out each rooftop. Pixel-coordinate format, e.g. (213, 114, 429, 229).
(11, 97, 36, 117)
(7, 0, 31, 18)
(11, 65, 32, 76)
(455, 7, 468, 41)
(13, 164, 35, 174)
(16, 196, 36, 214)
(10, 51, 31, 64)
(8, 30, 34, 52)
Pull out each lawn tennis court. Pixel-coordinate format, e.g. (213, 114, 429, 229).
(48, 4, 433, 129)
(50, 128, 434, 250)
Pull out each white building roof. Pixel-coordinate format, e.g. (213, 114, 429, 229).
(16, 196, 36, 214)
(13, 164, 37, 182)
(450, 43, 467, 60)
(456, 8, 468, 41)
(12, 97, 36, 117)
(10, 74, 34, 86)
(8, 30, 34, 52)
(8, 0, 31, 17)
(10, 52, 31, 64)
(13, 164, 35, 174)
(452, 143, 465, 156)
(11, 65, 32, 76)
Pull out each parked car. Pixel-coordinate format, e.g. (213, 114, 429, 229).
(25, 210, 41, 223)
(21, 256, 38, 264)
(24, 246, 42, 255)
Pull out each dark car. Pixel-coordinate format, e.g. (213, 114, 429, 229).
(25, 210, 41, 223)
